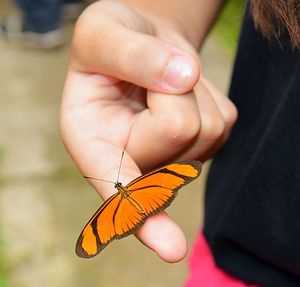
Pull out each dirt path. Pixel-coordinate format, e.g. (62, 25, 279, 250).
(0, 8, 234, 286)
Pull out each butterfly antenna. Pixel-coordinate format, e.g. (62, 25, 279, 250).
(84, 176, 115, 184)
(117, 150, 125, 182)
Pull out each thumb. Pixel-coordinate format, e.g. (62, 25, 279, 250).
(71, 1, 200, 94)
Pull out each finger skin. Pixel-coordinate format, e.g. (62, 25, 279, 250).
(71, 1, 200, 94)
(127, 90, 201, 171)
(136, 213, 187, 263)
(201, 77, 238, 138)
(168, 78, 238, 162)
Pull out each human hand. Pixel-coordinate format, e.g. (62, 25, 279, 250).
(60, 0, 237, 262)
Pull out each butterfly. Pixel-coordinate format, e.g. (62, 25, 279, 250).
(76, 156, 202, 258)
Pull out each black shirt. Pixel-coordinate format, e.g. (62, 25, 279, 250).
(204, 5, 300, 287)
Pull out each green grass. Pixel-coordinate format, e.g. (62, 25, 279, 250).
(0, 242, 8, 287)
(0, 146, 8, 287)
(213, 0, 246, 54)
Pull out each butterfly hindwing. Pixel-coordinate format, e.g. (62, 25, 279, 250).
(113, 197, 146, 238)
(129, 186, 175, 217)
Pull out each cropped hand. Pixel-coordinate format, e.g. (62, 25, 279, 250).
(60, 0, 237, 262)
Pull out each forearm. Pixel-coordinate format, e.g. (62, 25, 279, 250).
(114, 0, 226, 48)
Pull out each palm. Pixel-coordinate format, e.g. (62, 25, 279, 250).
(78, 80, 146, 149)
(61, 71, 158, 184)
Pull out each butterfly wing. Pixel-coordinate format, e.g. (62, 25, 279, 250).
(127, 160, 202, 218)
(76, 160, 202, 258)
(105, 161, 202, 243)
(76, 192, 148, 258)
(76, 193, 122, 258)
(113, 197, 146, 239)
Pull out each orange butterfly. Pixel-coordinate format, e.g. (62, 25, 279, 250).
(76, 159, 202, 258)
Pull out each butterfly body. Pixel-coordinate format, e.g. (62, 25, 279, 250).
(114, 182, 145, 213)
(76, 160, 202, 258)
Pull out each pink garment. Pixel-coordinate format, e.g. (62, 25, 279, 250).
(184, 233, 259, 287)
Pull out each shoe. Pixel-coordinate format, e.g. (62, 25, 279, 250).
(0, 12, 65, 49)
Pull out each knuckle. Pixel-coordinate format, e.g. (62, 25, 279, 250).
(162, 111, 200, 145)
(224, 102, 238, 128)
(201, 115, 225, 142)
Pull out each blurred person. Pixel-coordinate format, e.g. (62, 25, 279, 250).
(0, 0, 85, 49)
(60, 0, 300, 286)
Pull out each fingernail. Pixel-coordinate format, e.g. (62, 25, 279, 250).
(162, 55, 194, 89)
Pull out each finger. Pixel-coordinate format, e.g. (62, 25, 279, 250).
(136, 212, 187, 263)
(201, 77, 238, 140)
(70, 142, 186, 262)
(61, 72, 139, 197)
(171, 80, 227, 162)
(71, 1, 200, 94)
(126, 90, 201, 171)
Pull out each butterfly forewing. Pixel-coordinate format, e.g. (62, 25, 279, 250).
(75, 193, 121, 258)
(127, 161, 202, 190)
(128, 160, 202, 216)
(114, 198, 146, 237)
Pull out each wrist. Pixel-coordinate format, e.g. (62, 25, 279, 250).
(111, 0, 199, 49)
(112, 0, 225, 49)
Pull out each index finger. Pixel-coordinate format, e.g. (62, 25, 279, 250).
(60, 71, 188, 262)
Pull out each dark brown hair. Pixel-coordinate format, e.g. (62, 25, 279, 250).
(251, 0, 300, 47)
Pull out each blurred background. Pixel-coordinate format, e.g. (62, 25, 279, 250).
(0, 1, 244, 286)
